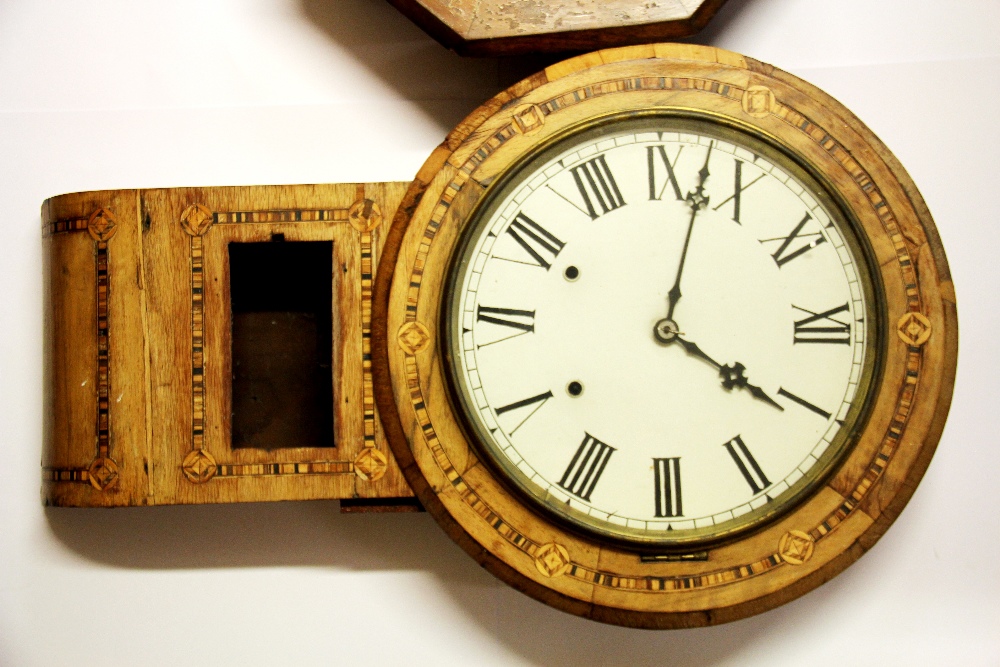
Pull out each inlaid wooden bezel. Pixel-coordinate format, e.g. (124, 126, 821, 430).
(372, 44, 957, 627)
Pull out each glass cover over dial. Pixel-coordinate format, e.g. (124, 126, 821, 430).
(444, 114, 880, 547)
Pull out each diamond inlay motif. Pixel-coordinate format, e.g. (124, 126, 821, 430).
(897, 311, 932, 346)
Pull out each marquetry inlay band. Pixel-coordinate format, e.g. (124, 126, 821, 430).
(180, 196, 388, 483)
(778, 530, 815, 565)
(741, 85, 775, 118)
(43, 208, 121, 489)
(534, 543, 572, 578)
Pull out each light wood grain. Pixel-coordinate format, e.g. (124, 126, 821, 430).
(42, 183, 415, 508)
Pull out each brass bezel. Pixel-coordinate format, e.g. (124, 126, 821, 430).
(441, 109, 885, 550)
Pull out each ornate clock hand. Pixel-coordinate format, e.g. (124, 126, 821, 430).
(663, 142, 713, 322)
(674, 336, 784, 412)
(718, 362, 784, 411)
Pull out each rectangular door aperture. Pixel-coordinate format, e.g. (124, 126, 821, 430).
(229, 239, 334, 450)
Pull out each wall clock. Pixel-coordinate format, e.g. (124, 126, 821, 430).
(372, 43, 957, 627)
(40, 40, 956, 626)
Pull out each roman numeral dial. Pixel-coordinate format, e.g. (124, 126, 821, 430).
(447, 120, 874, 545)
(494, 390, 553, 434)
(653, 457, 683, 518)
(762, 212, 826, 267)
(647, 144, 685, 201)
(475, 305, 535, 347)
(712, 158, 766, 224)
(793, 303, 852, 345)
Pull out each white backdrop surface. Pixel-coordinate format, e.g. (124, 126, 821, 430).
(1, 1, 998, 665)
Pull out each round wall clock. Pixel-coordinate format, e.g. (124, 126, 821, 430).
(373, 43, 957, 627)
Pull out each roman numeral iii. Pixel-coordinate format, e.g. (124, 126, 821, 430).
(653, 457, 683, 518)
(558, 433, 615, 501)
(793, 302, 851, 345)
(723, 435, 770, 494)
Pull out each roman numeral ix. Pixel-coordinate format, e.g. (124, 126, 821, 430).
(647, 144, 685, 201)
(653, 457, 683, 518)
(558, 433, 615, 502)
(723, 435, 770, 495)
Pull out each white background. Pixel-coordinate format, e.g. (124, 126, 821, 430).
(1, 1, 998, 665)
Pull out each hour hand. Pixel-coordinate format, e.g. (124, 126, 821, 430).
(674, 336, 784, 412)
(718, 362, 784, 412)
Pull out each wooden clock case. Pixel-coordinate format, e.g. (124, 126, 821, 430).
(40, 40, 956, 627)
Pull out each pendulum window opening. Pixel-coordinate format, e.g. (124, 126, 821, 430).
(228, 238, 334, 450)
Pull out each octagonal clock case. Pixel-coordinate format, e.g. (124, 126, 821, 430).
(371, 44, 956, 627)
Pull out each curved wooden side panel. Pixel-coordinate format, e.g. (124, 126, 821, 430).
(42, 183, 416, 508)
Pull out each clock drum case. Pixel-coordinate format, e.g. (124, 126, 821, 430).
(371, 44, 957, 627)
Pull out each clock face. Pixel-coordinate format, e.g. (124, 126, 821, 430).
(444, 114, 880, 547)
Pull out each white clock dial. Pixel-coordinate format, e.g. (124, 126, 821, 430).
(445, 114, 879, 546)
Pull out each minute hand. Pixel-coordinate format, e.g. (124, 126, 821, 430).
(665, 142, 713, 321)
(674, 336, 784, 412)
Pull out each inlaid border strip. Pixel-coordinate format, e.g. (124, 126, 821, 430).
(42, 216, 90, 236)
(43, 209, 121, 490)
(180, 201, 387, 484)
(348, 185, 384, 454)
